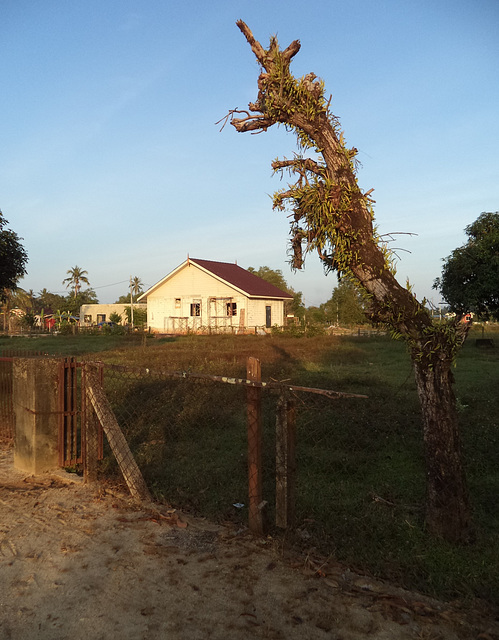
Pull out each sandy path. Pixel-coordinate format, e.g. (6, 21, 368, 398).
(0, 446, 495, 640)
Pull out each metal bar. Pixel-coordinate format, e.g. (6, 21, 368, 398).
(97, 362, 368, 398)
(58, 359, 64, 466)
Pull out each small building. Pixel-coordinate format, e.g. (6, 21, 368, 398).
(79, 303, 146, 326)
(138, 258, 293, 334)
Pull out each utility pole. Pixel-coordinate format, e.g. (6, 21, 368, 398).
(130, 276, 134, 328)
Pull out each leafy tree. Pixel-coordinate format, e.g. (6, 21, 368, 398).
(65, 289, 98, 316)
(63, 266, 90, 298)
(115, 276, 144, 305)
(9, 287, 31, 312)
(124, 306, 147, 328)
(434, 212, 499, 320)
(248, 265, 305, 319)
(305, 305, 327, 324)
(228, 23, 472, 542)
(20, 309, 37, 330)
(0, 212, 28, 302)
(35, 289, 67, 314)
(325, 279, 367, 326)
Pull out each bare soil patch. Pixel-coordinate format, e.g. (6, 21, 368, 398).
(0, 446, 496, 640)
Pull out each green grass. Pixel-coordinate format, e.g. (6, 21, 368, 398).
(0, 332, 145, 356)
(2, 328, 499, 603)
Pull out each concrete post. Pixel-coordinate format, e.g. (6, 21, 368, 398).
(13, 358, 60, 474)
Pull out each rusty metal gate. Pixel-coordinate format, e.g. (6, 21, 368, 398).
(58, 357, 83, 467)
(58, 359, 104, 468)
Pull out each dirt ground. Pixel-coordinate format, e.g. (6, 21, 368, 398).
(0, 446, 497, 640)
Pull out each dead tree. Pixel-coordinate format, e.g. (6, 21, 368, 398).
(228, 21, 472, 543)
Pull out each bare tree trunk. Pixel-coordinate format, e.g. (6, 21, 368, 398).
(412, 355, 473, 542)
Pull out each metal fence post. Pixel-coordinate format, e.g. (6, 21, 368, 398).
(276, 391, 296, 528)
(247, 356, 264, 535)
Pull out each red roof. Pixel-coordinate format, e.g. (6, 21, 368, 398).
(190, 259, 293, 299)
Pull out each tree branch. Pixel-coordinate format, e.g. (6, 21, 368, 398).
(272, 157, 326, 178)
(236, 20, 267, 67)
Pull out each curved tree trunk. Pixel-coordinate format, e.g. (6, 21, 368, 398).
(230, 21, 474, 543)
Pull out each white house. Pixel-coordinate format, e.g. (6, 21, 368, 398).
(79, 303, 147, 326)
(138, 258, 293, 334)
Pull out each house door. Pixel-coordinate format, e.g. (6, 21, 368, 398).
(265, 306, 272, 328)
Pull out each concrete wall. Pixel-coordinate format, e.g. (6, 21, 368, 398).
(80, 303, 147, 326)
(13, 358, 60, 474)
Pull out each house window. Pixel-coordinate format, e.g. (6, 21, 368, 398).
(97, 314, 106, 323)
(84, 315, 92, 323)
(226, 302, 237, 317)
(190, 301, 201, 317)
(175, 298, 181, 309)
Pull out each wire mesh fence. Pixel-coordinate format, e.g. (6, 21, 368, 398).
(97, 363, 258, 525)
(4, 348, 499, 600)
(92, 361, 387, 549)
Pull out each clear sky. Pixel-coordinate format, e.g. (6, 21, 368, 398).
(2, 0, 498, 307)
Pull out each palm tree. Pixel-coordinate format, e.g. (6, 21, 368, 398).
(129, 276, 144, 328)
(131, 276, 143, 300)
(63, 266, 90, 298)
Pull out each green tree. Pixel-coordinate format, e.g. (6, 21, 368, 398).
(65, 289, 98, 316)
(124, 306, 147, 328)
(9, 287, 31, 312)
(305, 305, 327, 324)
(229, 22, 472, 542)
(63, 266, 90, 298)
(434, 212, 499, 320)
(0, 212, 28, 302)
(35, 289, 67, 314)
(325, 279, 367, 326)
(248, 265, 305, 319)
(115, 276, 144, 305)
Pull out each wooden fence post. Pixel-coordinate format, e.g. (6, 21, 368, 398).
(276, 391, 296, 528)
(247, 357, 264, 535)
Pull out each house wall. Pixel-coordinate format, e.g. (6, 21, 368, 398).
(79, 303, 146, 326)
(145, 263, 286, 333)
(246, 298, 284, 328)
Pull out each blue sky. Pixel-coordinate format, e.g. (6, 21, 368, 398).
(2, 0, 498, 307)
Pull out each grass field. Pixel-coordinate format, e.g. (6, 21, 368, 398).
(1, 326, 498, 603)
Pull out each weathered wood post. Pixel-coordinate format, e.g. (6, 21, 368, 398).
(247, 357, 264, 534)
(275, 390, 296, 528)
(85, 365, 151, 503)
